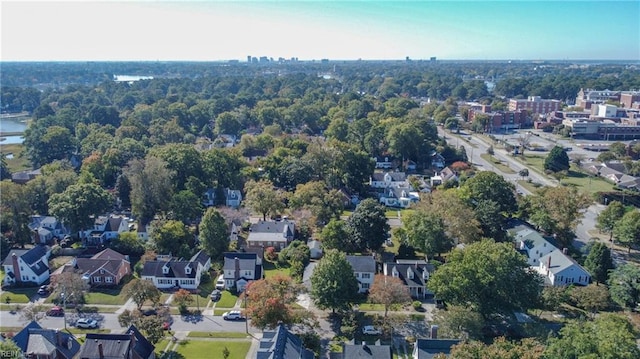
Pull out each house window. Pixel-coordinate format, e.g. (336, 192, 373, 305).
(100, 269, 105, 274)
(94, 277, 101, 283)
(362, 283, 370, 289)
(244, 271, 252, 276)
(105, 277, 113, 283)
(355, 273, 360, 278)
(32, 276, 36, 280)
(361, 273, 371, 279)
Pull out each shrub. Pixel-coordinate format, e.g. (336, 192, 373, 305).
(412, 301, 422, 311)
(265, 247, 278, 262)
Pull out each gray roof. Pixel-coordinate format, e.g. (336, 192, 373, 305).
(141, 260, 196, 279)
(343, 343, 392, 359)
(250, 220, 295, 236)
(79, 336, 131, 359)
(540, 250, 590, 277)
(257, 324, 314, 359)
(346, 255, 376, 273)
(384, 262, 434, 288)
(190, 249, 210, 267)
(371, 172, 407, 182)
(13, 321, 80, 359)
(414, 338, 461, 359)
(223, 252, 262, 280)
(106, 217, 124, 232)
(2, 246, 48, 266)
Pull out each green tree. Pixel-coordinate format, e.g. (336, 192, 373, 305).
(432, 305, 485, 340)
(51, 272, 89, 307)
(310, 250, 359, 313)
(279, 240, 311, 267)
(319, 219, 353, 252)
(25, 125, 76, 167)
(168, 190, 203, 224)
(289, 181, 344, 225)
(0, 181, 32, 248)
(123, 278, 161, 310)
(519, 168, 529, 179)
(245, 275, 306, 330)
(368, 274, 411, 318)
(451, 337, 545, 359)
(125, 157, 175, 225)
(111, 232, 145, 256)
(346, 198, 390, 252)
(48, 182, 112, 233)
(544, 145, 570, 172)
(0, 338, 21, 358)
(607, 263, 640, 309)
(199, 207, 228, 260)
(244, 179, 285, 221)
(539, 286, 570, 313)
(596, 200, 626, 240)
(153, 220, 194, 259)
(402, 211, 452, 257)
(613, 210, 640, 253)
(569, 284, 610, 315)
(427, 239, 542, 317)
(545, 314, 640, 359)
(527, 186, 591, 243)
(459, 171, 517, 214)
(584, 242, 614, 284)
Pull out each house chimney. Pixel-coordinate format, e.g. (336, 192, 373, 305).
(12, 253, 21, 282)
(55, 329, 62, 346)
(562, 248, 568, 255)
(98, 342, 104, 359)
(547, 256, 551, 275)
(129, 329, 137, 351)
(430, 325, 438, 339)
(234, 257, 240, 279)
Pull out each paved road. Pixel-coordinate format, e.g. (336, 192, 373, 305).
(0, 311, 256, 334)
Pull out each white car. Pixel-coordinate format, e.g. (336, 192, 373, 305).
(76, 318, 98, 329)
(222, 311, 244, 321)
(362, 325, 381, 335)
(215, 275, 225, 290)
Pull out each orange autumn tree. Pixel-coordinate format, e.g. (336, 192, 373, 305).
(244, 274, 304, 330)
(368, 274, 411, 318)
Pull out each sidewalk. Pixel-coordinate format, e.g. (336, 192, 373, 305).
(115, 297, 136, 315)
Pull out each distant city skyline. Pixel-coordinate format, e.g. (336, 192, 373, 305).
(1, 1, 639, 62)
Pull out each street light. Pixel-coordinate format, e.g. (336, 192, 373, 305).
(60, 287, 73, 330)
(243, 289, 249, 334)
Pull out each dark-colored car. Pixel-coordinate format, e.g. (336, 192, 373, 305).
(210, 290, 221, 302)
(142, 308, 157, 316)
(37, 285, 50, 296)
(46, 306, 64, 317)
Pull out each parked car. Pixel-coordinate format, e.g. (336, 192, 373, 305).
(37, 285, 50, 296)
(46, 306, 64, 317)
(142, 308, 157, 316)
(362, 325, 381, 335)
(210, 289, 221, 302)
(222, 311, 244, 321)
(215, 275, 225, 290)
(76, 318, 98, 329)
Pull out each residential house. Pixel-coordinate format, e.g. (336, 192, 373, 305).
(190, 249, 211, 273)
(346, 255, 376, 293)
(222, 252, 263, 292)
(202, 188, 243, 208)
(13, 321, 81, 359)
(538, 249, 591, 286)
(256, 323, 314, 359)
(430, 152, 446, 169)
(406, 160, 418, 172)
(2, 246, 50, 286)
(510, 225, 556, 266)
(29, 216, 69, 245)
(82, 215, 130, 247)
(246, 219, 295, 250)
(79, 325, 155, 359)
(307, 240, 323, 259)
(342, 341, 392, 359)
(136, 222, 149, 241)
(141, 256, 203, 290)
(412, 326, 461, 359)
(370, 172, 409, 189)
(374, 156, 395, 170)
(52, 248, 131, 287)
(11, 168, 41, 184)
(383, 259, 435, 299)
(430, 168, 458, 187)
(378, 186, 420, 208)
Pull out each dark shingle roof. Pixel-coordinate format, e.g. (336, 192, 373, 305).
(346, 255, 376, 273)
(343, 343, 392, 359)
(384, 262, 434, 288)
(190, 249, 210, 267)
(74, 258, 123, 277)
(257, 324, 315, 359)
(13, 321, 80, 359)
(223, 252, 262, 280)
(79, 335, 131, 359)
(414, 338, 461, 359)
(106, 217, 124, 232)
(2, 246, 48, 266)
(141, 260, 196, 279)
(126, 325, 155, 359)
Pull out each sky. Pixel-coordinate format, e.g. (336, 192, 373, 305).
(1, 1, 639, 61)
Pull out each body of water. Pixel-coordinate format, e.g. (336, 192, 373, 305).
(0, 135, 25, 144)
(0, 116, 28, 133)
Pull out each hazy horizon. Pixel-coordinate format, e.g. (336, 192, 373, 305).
(2, 1, 639, 62)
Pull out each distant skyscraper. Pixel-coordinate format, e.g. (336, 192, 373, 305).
(430, 57, 437, 62)
(247, 55, 251, 63)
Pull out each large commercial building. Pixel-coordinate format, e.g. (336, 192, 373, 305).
(509, 96, 562, 114)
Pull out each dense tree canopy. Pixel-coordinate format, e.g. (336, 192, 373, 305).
(346, 198, 390, 253)
(544, 146, 570, 173)
(48, 182, 112, 233)
(198, 207, 229, 260)
(427, 239, 542, 317)
(310, 250, 359, 313)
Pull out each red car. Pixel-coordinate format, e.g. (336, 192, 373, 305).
(46, 306, 64, 317)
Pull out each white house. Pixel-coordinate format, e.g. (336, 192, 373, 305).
(141, 257, 203, 290)
(246, 219, 295, 250)
(538, 250, 591, 286)
(29, 216, 69, 245)
(307, 240, 323, 259)
(431, 152, 446, 169)
(383, 259, 435, 299)
(346, 255, 376, 293)
(510, 225, 556, 266)
(374, 156, 395, 169)
(222, 252, 263, 292)
(82, 215, 130, 246)
(430, 167, 459, 187)
(2, 246, 51, 286)
(378, 186, 420, 208)
(370, 172, 409, 189)
(202, 188, 243, 208)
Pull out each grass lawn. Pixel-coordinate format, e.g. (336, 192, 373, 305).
(559, 168, 613, 194)
(480, 154, 516, 174)
(0, 143, 30, 173)
(187, 331, 248, 338)
(154, 339, 171, 357)
(213, 308, 229, 316)
(216, 291, 238, 308)
(175, 340, 250, 359)
(84, 289, 128, 305)
(65, 328, 111, 334)
(195, 271, 217, 302)
(0, 287, 37, 304)
(0, 327, 23, 333)
(385, 209, 401, 219)
(517, 154, 546, 174)
(263, 260, 290, 279)
(358, 303, 386, 311)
